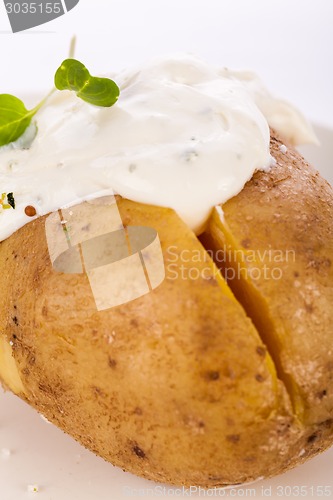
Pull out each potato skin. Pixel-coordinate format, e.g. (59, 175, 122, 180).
(0, 134, 332, 487)
(205, 133, 333, 427)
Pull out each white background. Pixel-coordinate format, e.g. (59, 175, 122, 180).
(0, 1, 333, 499)
(0, 0, 332, 127)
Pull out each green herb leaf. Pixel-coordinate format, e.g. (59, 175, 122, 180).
(0, 95, 36, 147)
(0, 51, 120, 148)
(54, 59, 120, 107)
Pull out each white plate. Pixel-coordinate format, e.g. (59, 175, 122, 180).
(1, 126, 332, 500)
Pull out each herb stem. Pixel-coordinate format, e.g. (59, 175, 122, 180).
(30, 87, 57, 116)
(30, 35, 76, 117)
(69, 35, 77, 59)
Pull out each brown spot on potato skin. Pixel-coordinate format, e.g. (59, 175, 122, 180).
(255, 374, 265, 383)
(92, 386, 107, 398)
(307, 433, 318, 443)
(38, 383, 52, 395)
(12, 316, 19, 326)
(204, 371, 220, 381)
(256, 346, 266, 357)
(316, 390, 327, 400)
(133, 407, 143, 415)
(130, 319, 139, 328)
(108, 357, 117, 369)
(307, 258, 331, 272)
(132, 444, 146, 459)
(241, 238, 251, 249)
(226, 434, 240, 443)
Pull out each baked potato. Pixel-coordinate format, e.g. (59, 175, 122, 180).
(0, 132, 332, 487)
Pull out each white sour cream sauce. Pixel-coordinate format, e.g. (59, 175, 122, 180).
(0, 54, 317, 241)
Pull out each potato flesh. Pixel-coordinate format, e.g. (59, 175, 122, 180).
(0, 336, 25, 394)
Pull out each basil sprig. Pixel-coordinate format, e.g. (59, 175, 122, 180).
(0, 95, 44, 147)
(0, 60, 120, 148)
(55, 59, 119, 107)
